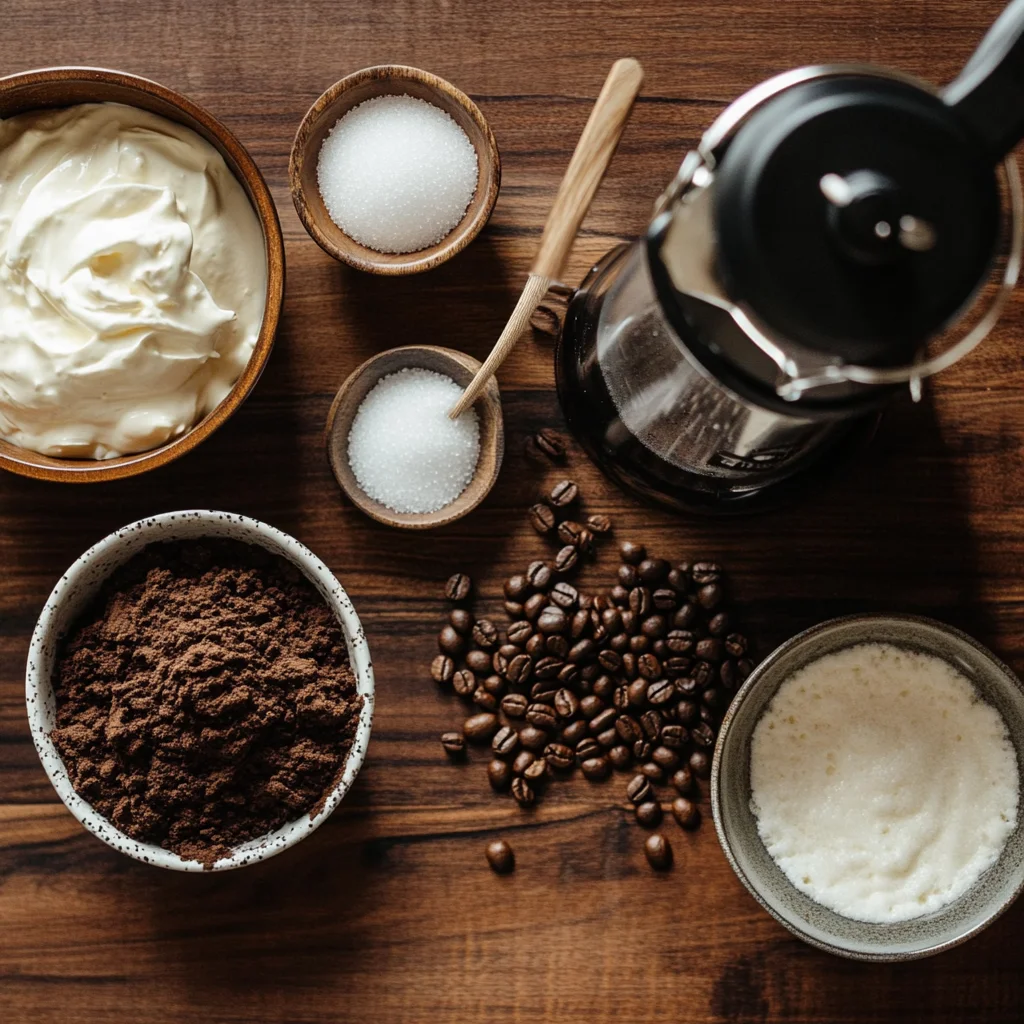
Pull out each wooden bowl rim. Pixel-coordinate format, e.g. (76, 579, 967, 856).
(0, 65, 285, 484)
(289, 64, 501, 276)
(324, 345, 504, 529)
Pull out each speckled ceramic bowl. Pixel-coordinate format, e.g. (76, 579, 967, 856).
(712, 614, 1024, 961)
(25, 510, 374, 872)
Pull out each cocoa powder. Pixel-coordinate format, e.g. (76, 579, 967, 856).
(51, 539, 363, 868)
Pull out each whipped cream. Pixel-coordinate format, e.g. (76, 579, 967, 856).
(0, 103, 267, 458)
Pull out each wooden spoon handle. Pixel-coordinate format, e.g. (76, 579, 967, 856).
(531, 57, 644, 280)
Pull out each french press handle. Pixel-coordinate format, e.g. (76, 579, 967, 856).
(945, 0, 1024, 160)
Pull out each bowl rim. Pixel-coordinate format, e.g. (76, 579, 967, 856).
(0, 66, 285, 483)
(25, 509, 375, 871)
(711, 612, 1024, 961)
(288, 63, 501, 275)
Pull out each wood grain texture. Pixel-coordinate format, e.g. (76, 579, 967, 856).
(2, 1, 1023, 1022)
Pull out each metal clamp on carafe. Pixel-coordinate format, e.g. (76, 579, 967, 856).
(556, 0, 1024, 513)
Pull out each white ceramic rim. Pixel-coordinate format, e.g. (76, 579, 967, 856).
(711, 613, 1024, 960)
(25, 510, 375, 871)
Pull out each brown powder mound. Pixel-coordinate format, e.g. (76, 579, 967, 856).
(51, 539, 363, 868)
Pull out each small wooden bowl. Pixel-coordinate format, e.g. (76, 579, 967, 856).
(325, 346, 503, 528)
(289, 65, 501, 275)
(0, 66, 285, 484)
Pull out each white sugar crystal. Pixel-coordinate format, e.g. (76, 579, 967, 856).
(317, 94, 479, 254)
(347, 368, 481, 514)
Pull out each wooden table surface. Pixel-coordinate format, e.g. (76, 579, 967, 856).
(3, 1, 1024, 1021)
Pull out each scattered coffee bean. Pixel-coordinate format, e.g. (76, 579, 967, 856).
(529, 427, 566, 462)
(691, 721, 715, 748)
(550, 581, 579, 609)
(526, 703, 558, 733)
(627, 774, 653, 804)
(549, 479, 579, 507)
(636, 801, 662, 828)
(561, 719, 589, 747)
(638, 558, 669, 584)
(523, 593, 547, 621)
(519, 726, 547, 752)
(464, 713, 498, 744)
(506, 654, 533, 686)
(472, 620, 499, 651)
(554, 545, 579, 573)
(486, 838, 515, 873)
(576, 737, 602, 762)
(473, 688, 499, 712)
(466, 649, 492, 674)
(589, 707, 617, 734)
(545, 743, 574, 771)
(660, 724, 687, 749)
(671, 766, 693, 794)
(652, 745, 679, 770)
(492, 726, 519, 758)
(529, 503, 557, 535)
(431, 655, 455, 685)
(507, 620, 533, 645)
(619, 541, 646, 565)
(526, 561, 553, 590)
(450, 608, 474, 634)
(609, 745, 633, 770)
(504, 574, 531, 601)
(671, 796, 700, 830)
(441, 732, 465, 758)
(501, 693, 528, 719)
(553, 688, 579, 719)
(505, 600, 525, 619)
(445, 573, 472, 602)
(438, 625, 465, 656)
(512, 750, 536, 775)
(581, 756, 611, 781)
(488, 759, 513, 791)
(689, 750, 711, 778)
(640, 761, 664, 783)
(647, 679, 674, 705)
(644, 833, 673, 870)
(511, 777, 535, 807)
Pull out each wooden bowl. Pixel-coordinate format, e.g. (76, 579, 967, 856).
(0, 66, 285, 484)
(325, 346, 503, 528)
(289, 65, 500, 275)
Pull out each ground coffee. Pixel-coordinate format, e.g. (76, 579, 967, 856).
(51, 539, 363, 868)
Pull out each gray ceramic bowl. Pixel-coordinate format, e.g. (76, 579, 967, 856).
(712, 614, 1024, 960)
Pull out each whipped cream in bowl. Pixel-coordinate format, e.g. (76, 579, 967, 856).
(0, 69, 283, 480)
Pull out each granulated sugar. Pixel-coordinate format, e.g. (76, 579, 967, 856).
(750, 643, 1019, 923)
(348, 367, 480, 514)
(317, 94, 478, 253)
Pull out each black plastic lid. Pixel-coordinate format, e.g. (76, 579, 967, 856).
(712, 75, 1001, 367)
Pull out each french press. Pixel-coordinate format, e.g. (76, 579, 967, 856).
(556, 0, 1024, 513)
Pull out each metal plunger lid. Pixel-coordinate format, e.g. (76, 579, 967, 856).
(711, 0, 1024, 370)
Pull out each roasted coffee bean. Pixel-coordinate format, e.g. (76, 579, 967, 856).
(523, 592, 548, 621)
(664, 656, 693, 679)
(641, 615, 667, 639)
(689, 750, 711, 778)
(576, 737, 602, 762)
(647, 679, 675, 706)
(549, 479, 579, 507)
(597, 648, 622, 673)
(610, 585, 631, 606)
(526, 633, 546, 657)
(700, 704, 716, 725)
(576, 753, 610, 781)
(526, 703, 558, 733)
(640, 709, 663, 740)
(450, 608, 474, 634)
(671, 767, 693, 795)
(653, 639, 669, 659)
(561, 719, 589, 747)
(546, 634, 570, 659)
(610, 632, 630, 654)
(511, 777, 535, 807)
(675, 676, 700, 697)
(638, 558, 669, 584)
(622, 652, 638, 680)
(568, 639, 597, 664)
(505, 600, 525, 619)
(531, 683, 558, 703)
(691, 721, 715, 749)
(609, 745, 633, 770)
(503, 574, 530, 600)
(666, 566, 690, 592)
(613, 684, 631, 712)
(568, 609, 590, 641)
(501, 693, 529, 719)
(576, 528, 596, 556)
(641, 761, 664, 783)
(719, 660, 738, 689)
(579, 695, 604, 720)
(452, 669, 477, 697)
(544, 743, 575, 771)
(534, 655, 564, 681)
(554, 688, 579, 719)
(692, 660, 716, 687)
(636, 801, 663, 828)
(703, 687, 724, 709)
(558, 663, 581, 688)
(557, 520, 584, 547)
(617, 564, 640, 589)
(473, 619, 499, 651)
(445, 573, 472, 602)
(524, 757, 548, 783)
(725, 632, 749, 657)
(638, 654, 662, 681)
(482, 671, 506, 694)
(529, 503, 557, 535)
(526, 561, 553, 590)
(589, 707, 618, 734)
(492, 726, 519, 758)
(465, 650, 492, 675)
(530, 427, 566, 461)
(737, 657, 754, 680)
(507, 620, 533, 645)
(644, 833, 672, 870)
(627, 774, 653, 804)
(673, 603, 699, 629)
(691, 561, 722, 585)
(548, 581, 578, 610)
(615, 715, 643, 745)
(629, 634, 650, 655)
(520, 725, 548, 752)
(431, 654, 455, 685)
(625, 678, 648, 707)
(671, 797, 700, 830)
(473, 688, 499, 712)
(596, 727, 617, 749)
(652, 588, 678, 612)
(537, 606, 568, 635)
(441, 731, 465, 757)
(660, 724, 688, 749)
(621, 610, 638, 634)
(652, 745, 679, 770)
(587, 513, 612, 534)
(628, 587, 652, 617)
(634, 739, 653, 762)
(697, 582, 724, 610)
(598, 607, 621, 633)
(707, 612, 730, 637)
(512, 750, 536, 775)
(506, 654, 533, 686)
(555, 545, 579, 573)
(464, 713, 498, 743)
(438, 625, 465, 656)
(666, 630, 697, 654)
(696, 637, 724, 662)
(486, 838, 516, 873)
(619, 541, 646, 565)
(488, 759, 513, 791)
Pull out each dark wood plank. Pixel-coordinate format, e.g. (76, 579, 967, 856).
(2, 1, 1023, 1021)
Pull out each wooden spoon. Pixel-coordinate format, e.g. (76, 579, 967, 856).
(448, 57, 644, 420)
